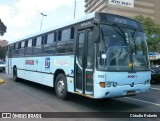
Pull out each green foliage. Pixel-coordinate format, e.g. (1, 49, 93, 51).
(134, 15, 160, 52)
(0, 46, 7, 59)
(0, 19, 7, 36)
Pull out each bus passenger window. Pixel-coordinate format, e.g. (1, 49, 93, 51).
(25, 39, 33, 56)
(43, 33, 56, 55)
(61, 28, 71, 41)
(47, 33, 54, 44)
(33, 36, 42, 55)
(19, 41, 25, 56)
(21, 41, 25, 48)
(71, 27, 74, 39)
(36, 36, 42, 46)
(12, 43, 19, 57)
(28, 39, 32, 47)
(58, 31, 62, 41)
(57, 28, 73, 54)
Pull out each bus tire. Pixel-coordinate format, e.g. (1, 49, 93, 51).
(55, 74, 69, 100)
(13, 68, 19, 82)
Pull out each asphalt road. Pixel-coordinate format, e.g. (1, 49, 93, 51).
(0, 72, 160, 121)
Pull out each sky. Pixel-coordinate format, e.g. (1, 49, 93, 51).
(0, 0, 85, 42)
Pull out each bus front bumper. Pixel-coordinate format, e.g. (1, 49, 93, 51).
(94, 83, 150, 99)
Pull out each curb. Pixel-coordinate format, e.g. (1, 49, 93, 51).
(0, 79, 5, 84)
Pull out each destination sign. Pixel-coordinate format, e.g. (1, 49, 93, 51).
(98, 13, 142, 29)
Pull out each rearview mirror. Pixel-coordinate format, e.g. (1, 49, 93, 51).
(93, 25, 100, 43)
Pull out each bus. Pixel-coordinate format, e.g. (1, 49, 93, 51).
(6, 12, 151, 99)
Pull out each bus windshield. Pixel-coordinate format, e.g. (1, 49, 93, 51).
(97, 24, 149, 71)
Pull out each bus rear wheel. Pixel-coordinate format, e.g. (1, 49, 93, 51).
(55, 74, 69, 100)
(13, 68, 19, 82)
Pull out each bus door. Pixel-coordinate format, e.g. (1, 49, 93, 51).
(75, 29, 94, 95)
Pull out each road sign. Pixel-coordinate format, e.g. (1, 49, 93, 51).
(108, 0, 134, 8)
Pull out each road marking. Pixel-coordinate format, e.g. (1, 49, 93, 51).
(0, 78, 5, 84)
(150, 87, 160, 91)
(124, 97, 160, 107)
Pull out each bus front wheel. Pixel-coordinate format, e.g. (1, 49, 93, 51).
(55, 74, 69, 100)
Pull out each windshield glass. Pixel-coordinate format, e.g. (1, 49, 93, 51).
(97, 24, 149, 71)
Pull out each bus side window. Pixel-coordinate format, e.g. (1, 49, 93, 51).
(58, 31, 62, 41)
(57, 28, 74, 54)
(43, 33, 56, 55)
(19, 41, 25, 56)
(8, 44, 14, 58)
(33, 36, 42, 55)
(25, 39, 33, 56)
(12, 43, 19, 57)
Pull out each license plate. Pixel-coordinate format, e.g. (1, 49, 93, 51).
(126, 91, 135, 96)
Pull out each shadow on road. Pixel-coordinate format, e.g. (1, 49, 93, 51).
(16, 79, 142, 112)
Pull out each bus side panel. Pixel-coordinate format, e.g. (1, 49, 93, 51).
(12, 58, 24, 77)
(10, 55, 75, 91)
(41, 55, 75, 92)
(8, 58, 12, 75)
(5, 56, 9, 74)
(18, 69, 53, 87)
(66, 77, 74, 92)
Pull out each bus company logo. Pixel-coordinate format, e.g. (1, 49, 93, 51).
(81, 21, 92, 27)
(115, 17, 127, 25)
(25, 60, 34, 65)
(130, 82, 134, 87)
(45, 58, 50, 69)
(128, 75, 135, 78)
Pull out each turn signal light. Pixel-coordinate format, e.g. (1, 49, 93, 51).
(99, 82, 105, 88)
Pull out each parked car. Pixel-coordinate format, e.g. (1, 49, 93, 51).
(151, 66, 160, 83)
(0, 60, 6, 72)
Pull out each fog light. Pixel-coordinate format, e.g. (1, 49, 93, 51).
(106, 82, 111, 87)
(105, 92, 110, 96)
(99, 82, 105, 88)
(146, 80, 150, 84)
(113, 82, 118, 87)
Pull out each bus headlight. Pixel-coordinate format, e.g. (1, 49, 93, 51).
(113, 82, 118, 87)
(106, 82, 111, 87)
(106, 82, 118, 87)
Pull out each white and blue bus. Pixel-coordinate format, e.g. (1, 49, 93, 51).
(6, 12, 151, 99)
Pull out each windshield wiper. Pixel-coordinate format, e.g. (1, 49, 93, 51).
(112, 23, 127, 46)
(131, 30, 138, 54)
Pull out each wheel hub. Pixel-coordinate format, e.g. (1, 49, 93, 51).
(57, 80, 65, 94)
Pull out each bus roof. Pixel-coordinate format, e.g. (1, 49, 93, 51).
(8, 12, 143, 45)
(8, 12, 95, 44)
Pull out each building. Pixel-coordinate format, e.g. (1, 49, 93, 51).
(0, 40, 8, 47)
(84, 0, 160, 24)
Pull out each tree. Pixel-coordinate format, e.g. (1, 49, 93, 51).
(134, 15, 160, 52)
(0, 19, 7, 36)
(0, 46, 7, 59)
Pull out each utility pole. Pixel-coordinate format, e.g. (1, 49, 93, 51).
(74, 0, 76, 19)
(40, 13, 47, 31)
